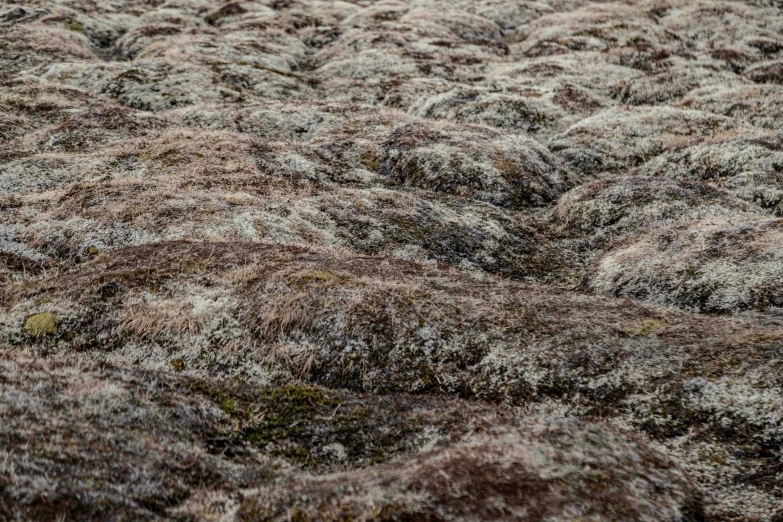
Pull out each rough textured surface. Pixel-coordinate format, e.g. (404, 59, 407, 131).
(2, 0, 783, 520)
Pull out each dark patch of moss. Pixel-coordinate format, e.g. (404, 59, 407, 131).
(183, 379, 432, 470)
(170, 358, 186, 372)
(238, 386, 336, 439)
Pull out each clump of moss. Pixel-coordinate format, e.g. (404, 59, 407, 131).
(115, 69, 146, 82)
(183, 379, 434, 469)
(238, 387, 339, 454)
(624, 319, 667, 336)
(64, 21, 87, 35)
(24, 312, 59, 338)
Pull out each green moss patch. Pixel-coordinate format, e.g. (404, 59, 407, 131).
(184, 380, 435, 469)
(64, 21, 87, 35)
(24, 312, 59, 338)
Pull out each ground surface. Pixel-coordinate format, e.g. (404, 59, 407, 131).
(1, 0, 783, 520)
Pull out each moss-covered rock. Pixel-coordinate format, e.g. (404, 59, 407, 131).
(23, 312, 59, 337)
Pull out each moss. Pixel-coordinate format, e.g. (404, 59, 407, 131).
(238, 386, 338, 452)
(624, 319, 667, 337)
(183, 378, 431, 468)
(495, 158, 537, 206)
(233, 62, 319, 85)
(584, 470, 609, 490)
(115, 69, 146, 83)
(24, 312, 59, 338)
(64, 21, 87, 35)
(186, 381, 340, 461)
(170, 358, 186, 372)
(359, 150, 380, 172)
(637, 392, 711, 440)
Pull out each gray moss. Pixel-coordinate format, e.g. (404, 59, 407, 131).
(3, 0, 783, 519)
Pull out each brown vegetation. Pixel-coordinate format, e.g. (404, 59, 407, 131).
(2, 0, 783, 520)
